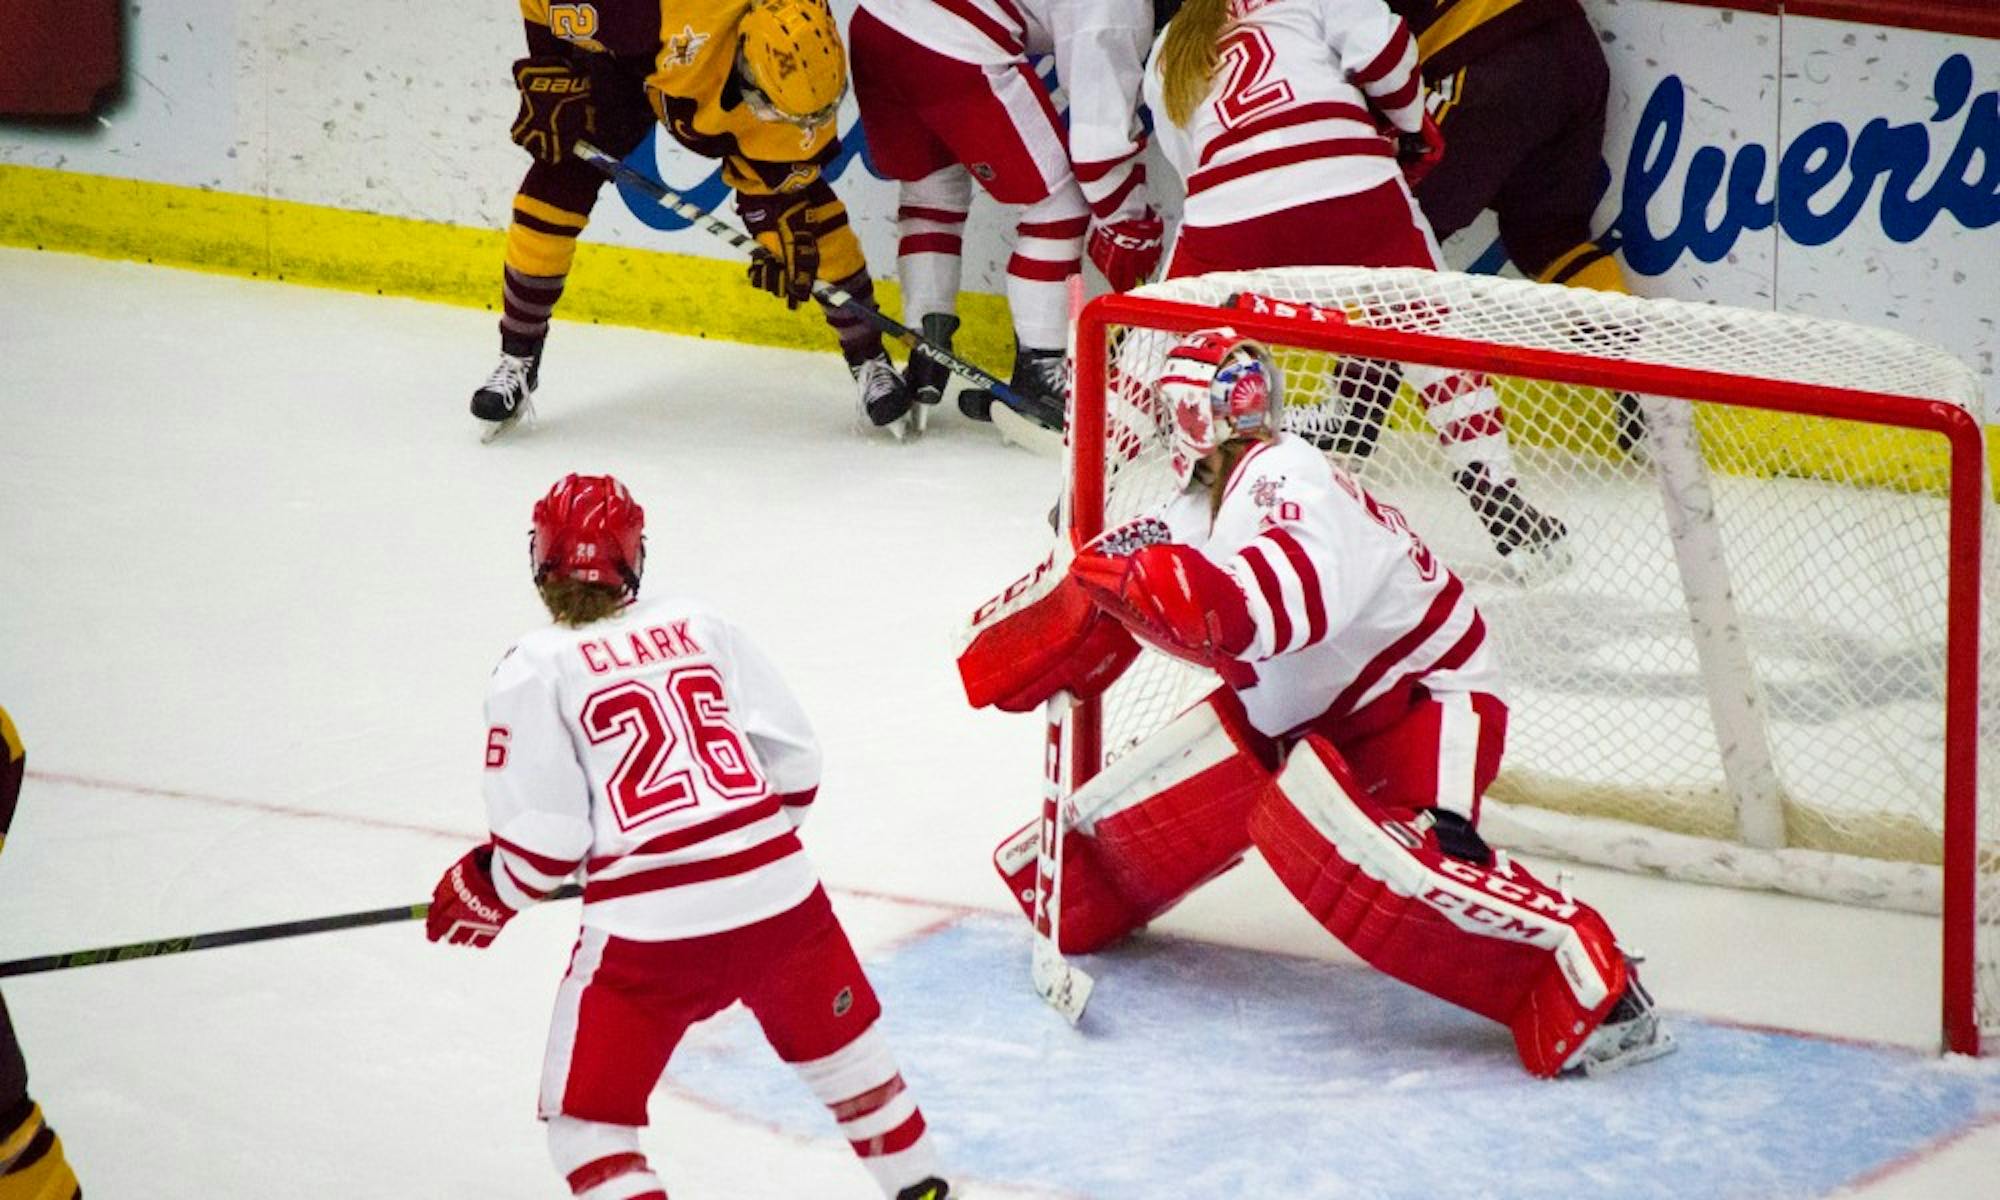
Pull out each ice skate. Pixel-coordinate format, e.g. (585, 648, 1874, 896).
(908, 314, 961, 427)
(896, 1177, 953, 1200)
(471, 349, 539, 443)
(1561, 970, 1677, 1077)
(1454, 464, 1570, 583)
(852, 352, 916, 438)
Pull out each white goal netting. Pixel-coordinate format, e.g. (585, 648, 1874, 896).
(1071, 267, 1996, 1052)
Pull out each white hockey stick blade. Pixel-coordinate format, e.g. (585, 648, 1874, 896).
(992, 404, 1065, 459)
(1032, 937, 1094, 1025)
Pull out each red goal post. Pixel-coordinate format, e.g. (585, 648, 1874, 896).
(1066, 267, 1990, 1056)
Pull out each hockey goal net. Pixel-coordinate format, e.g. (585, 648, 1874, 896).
(1066, 267, 1995, 1056)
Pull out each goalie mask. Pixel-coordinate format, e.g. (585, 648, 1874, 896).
(737, 0, 848, 131)
(531, 473, 646, 597)
(1159, 327, 1283, 487)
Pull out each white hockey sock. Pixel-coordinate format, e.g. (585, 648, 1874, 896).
(1008, 185, 1088, 351)
(1409, 363, 1518, 480)
(790, 1023, 943, 1198)
(547, 1115, 668, 1200)
(897, 167, 972, 325)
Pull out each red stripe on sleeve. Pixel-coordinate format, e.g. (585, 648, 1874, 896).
(1371, 72, 1423, 119)
(567, 1153, 649, 1192)
(1350, 23, 1413, 87)
(778, 786, 817, 809)
(492, 836, 579, 878)
(1239, 544, 1295, 653)
(1263, 528, 1328, 647)
(501, 859, 551, 901)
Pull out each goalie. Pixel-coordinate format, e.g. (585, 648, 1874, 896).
(959, 327, 1673, 1077)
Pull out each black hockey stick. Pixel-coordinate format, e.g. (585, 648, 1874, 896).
(572, 141, 1058, 431)
(0, 883, 584, 977)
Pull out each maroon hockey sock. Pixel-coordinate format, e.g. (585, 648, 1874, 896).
(500, 266, 566, 355)
(821, 270, 887, 366)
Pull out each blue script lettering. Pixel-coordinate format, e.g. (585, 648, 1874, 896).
(1604, 54, 1999, 275)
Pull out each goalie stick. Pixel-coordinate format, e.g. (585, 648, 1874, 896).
(1032, 691, 1094, 1024)
(0, 883, 584, 977)
(573, 142, 1056, 432)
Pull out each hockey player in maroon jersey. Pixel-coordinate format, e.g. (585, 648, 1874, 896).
(848, 0, 1161, 428)
(0, 708, 83, 1200)
(1146, 0, 1569, 573)
(960, 329, 1674, 1077)
(428, 475, 951, 1200)
(472, 0, 917, 441)
(1390, 0, 1629, 295)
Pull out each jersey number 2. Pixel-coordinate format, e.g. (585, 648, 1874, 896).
(1214, 28, 1295, 130)
(581, 666, 765, 831)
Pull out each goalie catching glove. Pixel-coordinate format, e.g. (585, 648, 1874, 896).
(1070, 517, 1255, 680)
(958, 546, 1140, 713)
(738, 192, 820, 309)
(510, 56, 596, 165)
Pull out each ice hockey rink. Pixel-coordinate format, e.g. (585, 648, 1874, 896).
(3, 247, 1999, 1198)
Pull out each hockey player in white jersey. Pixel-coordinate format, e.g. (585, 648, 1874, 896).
(961, 330, 1672, 1077)
(427, 474, 951, 1200)
(849, 0, 1161, 428)
(1147, 0, 1568, 572)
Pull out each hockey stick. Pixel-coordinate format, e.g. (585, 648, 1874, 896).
(0, 883, 584, 978)
(1031, 690, 1094, 1024)
(572, 142, 1059, 432)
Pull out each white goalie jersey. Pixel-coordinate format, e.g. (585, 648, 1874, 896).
(479, 595, 824, 941)
(1158, 432, 1500, 737)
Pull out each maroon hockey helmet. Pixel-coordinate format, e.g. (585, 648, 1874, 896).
(1158, 327, 1283, 486)
(531, 474, 645, 596)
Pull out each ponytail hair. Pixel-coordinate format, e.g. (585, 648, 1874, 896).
(1158, 0, 1232, 128)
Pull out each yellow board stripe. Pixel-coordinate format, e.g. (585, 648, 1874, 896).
(0, 164, 1016, 366)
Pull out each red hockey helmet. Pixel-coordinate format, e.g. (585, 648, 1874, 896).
(530, 474, 646, 596)
(1158, 327, 1283, 486)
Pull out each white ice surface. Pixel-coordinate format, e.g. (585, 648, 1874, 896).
(0, 249, 1994, 1197)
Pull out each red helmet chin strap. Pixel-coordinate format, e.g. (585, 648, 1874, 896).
(531, 474, 647, 596)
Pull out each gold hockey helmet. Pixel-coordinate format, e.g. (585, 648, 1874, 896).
(736, 0, 848, 130)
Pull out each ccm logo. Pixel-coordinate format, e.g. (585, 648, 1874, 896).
(528, 77, 587, 93)
(1438, 858, 1579, 920)
(1421, 888, 1556, 946)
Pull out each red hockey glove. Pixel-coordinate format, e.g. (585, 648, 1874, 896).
(1088, 208, 1166, 293)
(738, 193, 820, 309)
(1072, 539, 1255, 673)
(1396, 112, 1445, 187)
(426, 845, 517, 948)
(510, 56, 597, 165)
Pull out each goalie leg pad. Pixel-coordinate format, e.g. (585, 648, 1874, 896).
(991, 689, 1276, 953)
(994, 818, 1144, 955)
(1249, 735, 1630, 1077)
(960, 552, 1139, 713)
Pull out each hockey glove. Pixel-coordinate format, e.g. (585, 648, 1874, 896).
(426, 845, 518, 948)
(738, 193, 820, 309)
(1072, 538, 1256, 675)
(1396, 112, 1446, 187)
(1421, 806, 1494, 867)
(510, 56, 597, 165)
(1088, 207, 1166, 293)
